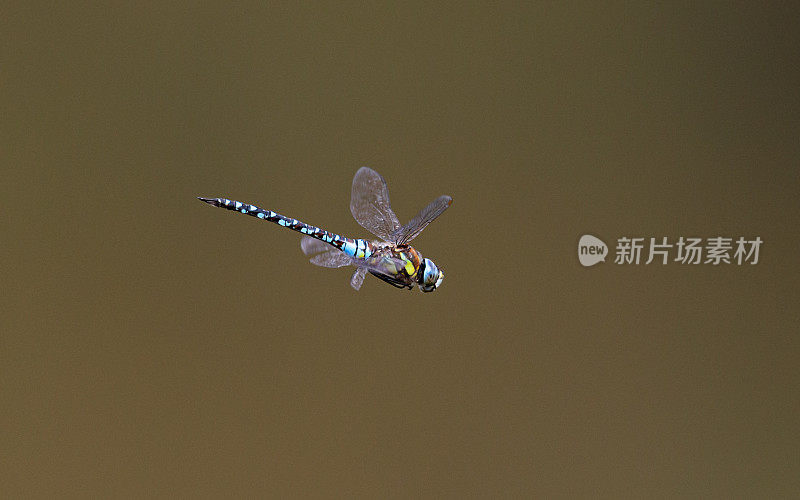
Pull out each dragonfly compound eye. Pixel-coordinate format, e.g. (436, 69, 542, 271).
(421, 258, 441, 287)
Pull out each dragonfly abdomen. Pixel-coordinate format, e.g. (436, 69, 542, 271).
(341, 238, 375, 260)
(198, 197, 348, 251)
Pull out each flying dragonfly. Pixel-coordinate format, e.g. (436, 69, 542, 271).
(198, 167, 452, 292)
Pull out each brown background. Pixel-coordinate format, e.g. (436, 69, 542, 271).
(4, 2, 799, 497)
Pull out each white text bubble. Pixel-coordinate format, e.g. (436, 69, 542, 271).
(578, 235, 608, 267)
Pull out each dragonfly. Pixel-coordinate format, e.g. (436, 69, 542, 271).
(198, 167, 452, 292)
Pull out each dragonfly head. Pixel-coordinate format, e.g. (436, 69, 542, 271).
(418, 258, 444, 292)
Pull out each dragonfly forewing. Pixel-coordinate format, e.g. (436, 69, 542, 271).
(350, 167, 401, 241)
(391, 195, 453, 244)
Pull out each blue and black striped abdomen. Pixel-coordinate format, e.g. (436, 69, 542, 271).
(198, 197, 348, 251)
(198, 197, 376, 259)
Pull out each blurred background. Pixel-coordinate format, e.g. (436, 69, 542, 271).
(3, 2, 799, 497)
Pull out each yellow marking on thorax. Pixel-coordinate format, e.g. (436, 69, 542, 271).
(394, 251, 416, 276)
(397, 247, 421, 277)
(404, 258, 416, 276)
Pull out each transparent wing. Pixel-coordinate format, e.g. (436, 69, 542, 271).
(310, 250, 353, 268)
(391, 195, 452, 245)
(300, 236, 331, 256)
(300, 236, 353, 268)
(360, 254, 409, 276)
(351, 256, 412, 291)
(350, 267, 367, 290)
(350, 167, 401, 241)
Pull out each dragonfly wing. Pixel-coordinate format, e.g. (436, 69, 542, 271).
(301, 236, 353, 268)
(350, 167, 401, 241)
(350, 267, 367, 290)
(352, 255, 413, 290)
(391, 195, 452, 244)
(310, 250, 353, 268)
(300, 236, 330, 256)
